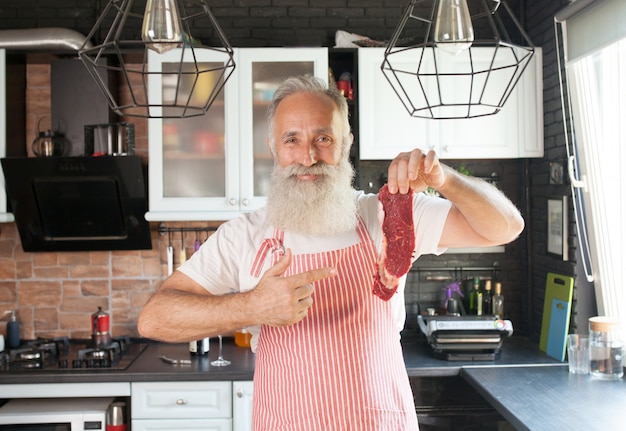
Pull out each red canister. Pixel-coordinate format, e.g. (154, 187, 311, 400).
(92, 307, 110, 334)
(91, 307, 112, 348)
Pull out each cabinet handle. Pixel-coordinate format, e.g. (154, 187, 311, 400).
(176, 398, 187, 405)
(229, 198, 237, 206)
(241, 198, 249, 207)
(237, 389, 244, 398)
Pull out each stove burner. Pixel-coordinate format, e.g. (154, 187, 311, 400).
(0, 336, 146, 372)
(16, 351, 42, 362)
(76, 340, 123, 368)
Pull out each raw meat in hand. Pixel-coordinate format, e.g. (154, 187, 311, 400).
(373, 184, 415, 301)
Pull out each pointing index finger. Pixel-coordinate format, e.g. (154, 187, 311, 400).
(289, 266, 337, 287)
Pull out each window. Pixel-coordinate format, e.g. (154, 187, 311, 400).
(557, 0, 626, 330)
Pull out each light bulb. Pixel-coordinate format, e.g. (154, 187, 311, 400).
(141, 0, 183, 54)
(434, 0, 474, 55)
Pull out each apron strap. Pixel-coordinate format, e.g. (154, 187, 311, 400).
(249, 229, 284, 277)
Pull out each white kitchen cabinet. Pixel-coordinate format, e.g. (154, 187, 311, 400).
(131, 381, 253, 431)
(0, 49, 14, 222)
(358, 47, 543, 160)
(131, 381, 232, 431)
(145, 48, 328, 221)
(232, 380, 254, 431)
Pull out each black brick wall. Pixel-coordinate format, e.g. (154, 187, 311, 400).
(0, 0, 408, 48)
(525, 0, 579, 341)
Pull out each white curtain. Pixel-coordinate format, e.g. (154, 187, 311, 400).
(565, 38, 626, 325)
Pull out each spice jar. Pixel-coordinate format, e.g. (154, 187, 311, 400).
(589, 316, 624, 380)
(234, 328, 252, 348)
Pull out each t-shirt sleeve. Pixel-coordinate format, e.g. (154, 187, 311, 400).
(412, 192, 452, 258)
(177, 216, 249, 296)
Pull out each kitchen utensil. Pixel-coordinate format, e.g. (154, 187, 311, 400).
(167, 230, 174, 276)
(210, 335, 230, 366)
(84, 122, 135, 156)
(32, 117, 67, 157)
(179, 229, 186, 266)
(159, 355, 192, 365)
(106, 401, 127, 431)
(194, 231, 201, 252)
(91, 306, 112, 349)
(539, 272, 574, 361)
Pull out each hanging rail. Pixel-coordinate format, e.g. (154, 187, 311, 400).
(157, 223, 218, 237)
(413, 264, 501, 282)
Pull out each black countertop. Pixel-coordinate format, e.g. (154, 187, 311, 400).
(401, 333, 562, 377)
(1, 335, 623, 430)
(462, 366, 626, 431)
(0, 334, 559, 384)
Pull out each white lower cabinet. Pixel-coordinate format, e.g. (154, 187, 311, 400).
(131, 381, 253, 431)
(233, 380, 254, 431)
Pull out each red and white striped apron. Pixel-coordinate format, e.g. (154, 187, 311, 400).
(251, 218, 419, 430)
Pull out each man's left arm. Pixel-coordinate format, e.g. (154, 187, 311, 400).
(387, 149, 524, 249)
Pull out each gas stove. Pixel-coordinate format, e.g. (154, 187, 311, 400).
(0, 336, 147, 372)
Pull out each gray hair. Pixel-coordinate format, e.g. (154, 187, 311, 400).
(267, 75, 352, 157)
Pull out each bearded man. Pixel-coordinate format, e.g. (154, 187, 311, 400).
(138, 76, 524, 430)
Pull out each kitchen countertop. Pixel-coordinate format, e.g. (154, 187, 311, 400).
(1, 334, 623, 430)
(0, 334, 560, 385)
(462, 366, 626, 431)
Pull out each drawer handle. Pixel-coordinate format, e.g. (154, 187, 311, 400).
(176, 398, 188, 405)
(237, 389, 244, 398)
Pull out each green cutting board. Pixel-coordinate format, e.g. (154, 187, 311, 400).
(539, 272, 574, 360)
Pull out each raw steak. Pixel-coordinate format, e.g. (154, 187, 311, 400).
(373, 184, 415, 301)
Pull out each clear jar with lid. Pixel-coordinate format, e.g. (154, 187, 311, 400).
(589, 316, 624, 380)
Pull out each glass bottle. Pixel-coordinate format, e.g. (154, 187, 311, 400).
(189, 337, 210, 356)
(589, 317, 623, 380)
(482, 279, 493, 315)
(492, 282, 504, 318)
(469, 277, 481, 315)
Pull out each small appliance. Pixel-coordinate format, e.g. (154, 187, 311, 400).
(0, 397, 115, 430)
(418, 315, 514, 361)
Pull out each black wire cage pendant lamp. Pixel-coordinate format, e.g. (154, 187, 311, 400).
(383, 0, 535, 119)
(79, 0, 235, 119)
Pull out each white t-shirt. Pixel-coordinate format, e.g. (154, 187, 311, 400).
(179, 190, 451, 351)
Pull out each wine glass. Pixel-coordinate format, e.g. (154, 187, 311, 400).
(210, 334, 231, 366)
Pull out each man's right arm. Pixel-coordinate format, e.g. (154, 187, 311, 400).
(137, 249, 336, 342)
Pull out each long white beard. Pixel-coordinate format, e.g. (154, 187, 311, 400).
(266, 158, 358, 236)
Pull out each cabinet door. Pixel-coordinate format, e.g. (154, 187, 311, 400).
(237, 48, 329, 213)
(146, 48, 241, 221)
(436, 48, 543, 159)
(358, 48, 438, 160)
(132, 381, 232, 419)
(232, 380, 254, 431)
(358, 47, 543, 160)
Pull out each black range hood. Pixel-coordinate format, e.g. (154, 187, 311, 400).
(1, 156, 152, 252)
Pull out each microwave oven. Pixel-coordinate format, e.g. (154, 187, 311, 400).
(0, 397, 114, 430)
